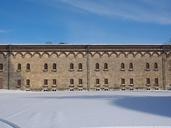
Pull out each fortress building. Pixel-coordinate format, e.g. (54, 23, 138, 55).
(0, 45, 171, 91)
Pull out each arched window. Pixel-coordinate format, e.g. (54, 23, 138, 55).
(53, 79, 57, 85)
(17, 63, 21, 71)
(146, 63, 150, 70)
(17, 79, 21, 88)
(79, 79, 83, 84)
(95, 63, 99, 70)
(53, 63, 57, 70)
(78, 63, 82, 70)
(96, 79, 100, 84)
(26, 63, 30, 70)
(70, 79, 74, 84)
(121, 78, 125, 85)
(129, 63, 133, 70)
(44, 79, 48, 85)
(121, 63, 125, 70)
(104, 79, 108, 84)
(130, 78, 134, 85)
(104, 63, 108, 70)
(154, 63, 158, 70)
(44, 63, 48, 70)
(0, 63, 3, 71)
(155, 78, 159, 85)
(26, 79, 30, 86)
(146, 78, 150, 85)
(70, 63, 74, 70)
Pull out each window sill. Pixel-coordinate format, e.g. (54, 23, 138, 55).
(145, 69, 150, 71)
(26, 70, 31, 72)
(153, 69, 158, 71)
(120, 69, 125, 71)
(95, 69, 100, 71)
(51, 69, 57, 72)
(77, 69, 83, 72)
(103, 69, 108, 71)
(120, 84, 126, 87)
(103, 84, 109, 87)
(146, 84, 151, 86)
(128, 69, 133, 71)
(0, 70, 3, 72)
(52, 85, 57, 87)
(78, 84, 83, 87)
(69, 84, 74, 87)
(42, 85, 48, 87)
(95, 84, 100, 87)
(69, 69, 74, 72)
(43, 69, 48, 72)
(16, 70, 21, 72)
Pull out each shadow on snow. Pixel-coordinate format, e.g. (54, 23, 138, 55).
(25, 95, 171, 118)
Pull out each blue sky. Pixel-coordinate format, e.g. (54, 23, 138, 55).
(0, 0, 171, 45)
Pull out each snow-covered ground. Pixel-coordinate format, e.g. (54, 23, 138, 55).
(0, 90, 171, 128)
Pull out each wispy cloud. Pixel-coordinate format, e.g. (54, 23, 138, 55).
(59, 0, 171, 25)
(0, 29, 11, 33)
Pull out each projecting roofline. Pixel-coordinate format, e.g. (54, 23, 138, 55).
(0, 44, 171, 52)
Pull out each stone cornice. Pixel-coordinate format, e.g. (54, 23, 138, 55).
(0, 45, 170, 52)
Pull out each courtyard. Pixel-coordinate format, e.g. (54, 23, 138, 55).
(0, 90, 171, 128)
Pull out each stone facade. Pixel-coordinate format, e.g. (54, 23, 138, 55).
(0, 45, 171, 91)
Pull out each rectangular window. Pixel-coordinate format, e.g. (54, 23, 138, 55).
(26, 79, 30, 85)
(79, 79, 83, 84)
(121, 78, 125, 85)
(0, 63, 3, 71)
(155, 78, 158, 85)
(70, 79, 74, 84)
(104, 79, 108, 84)
(44, 79, 48, 85)
(96, 79, 100, 84)
(146, 78, 150, 85)
(17, 80, 21, 87)
(53, 79, 56, 85)
(130, 78, 134, 85)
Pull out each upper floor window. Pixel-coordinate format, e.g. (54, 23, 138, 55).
(53, 63, 57, 70)
(104, 79, 108, 84)
(44, 79, 48, 85)
(79, 79, 83, 84)
(53, 79, 57, 85)
(146, 78, 150, 85)
(0, 63, 3, 71)
(121, 78, 125, 85)
(96, 79, 100, 85)
(95, 63, 100, 70)
(121, 63, 125, 71)
(17, 63, 21, 71)
(154, 78, 159, 85)
(26, 63, 30, 71)
(129, 63, 133, 71)
(26, 79, 30, 86)
(104, 63, 108, 70)
(78, 63, 82, 70)
(130, 78, 134, 85)
(146, 63, 150, 71)
(44, 63, 48, 71)
(154, 63, 158, 70)
(70, 79, 74, 84)
(70, 63, 74, 70)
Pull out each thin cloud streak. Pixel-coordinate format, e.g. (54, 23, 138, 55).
(0, 29, 11, 33)
(60, 0, 171, 25)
